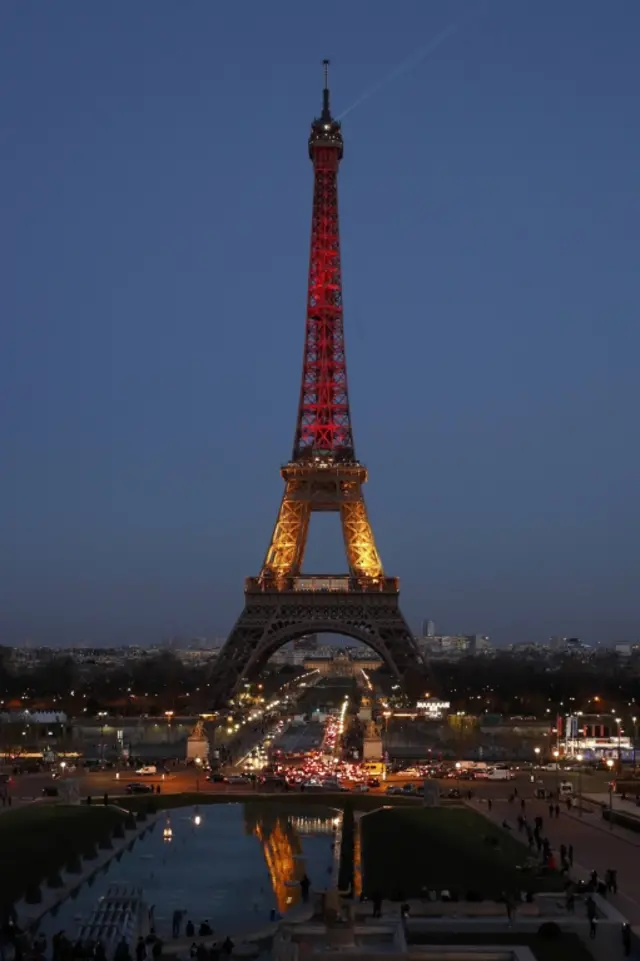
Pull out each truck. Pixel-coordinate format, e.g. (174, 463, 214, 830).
(363, 760, 386, 779)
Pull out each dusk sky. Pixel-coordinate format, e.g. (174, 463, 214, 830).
(2, 2, 639, 648)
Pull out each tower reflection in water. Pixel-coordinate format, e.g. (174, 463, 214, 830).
(244, 805, 337, 914)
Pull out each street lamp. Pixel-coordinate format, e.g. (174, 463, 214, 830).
(616, 717, 622, 774)
(606, 758, 615, 830)
(576, 753, 583, 817)
(195, 756, 202, 793)
(633, 716, 638, 773)
(553, 749, 560, 797)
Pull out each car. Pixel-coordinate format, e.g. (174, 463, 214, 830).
(352, 784, 369, 792)
(226, 775, 251, 785)
(444, 788, 462, 799)
(135, 765, 157, 776)
(207, 773, 228, 783)
(42, 786, 59, 797)
(385, 785, 403, 795)
(367, 778, 381, 788)
(126, 783, 155, 794)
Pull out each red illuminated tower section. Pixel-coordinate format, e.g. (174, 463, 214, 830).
(210, 64, 425, 706)
(294, 61, 353, 461)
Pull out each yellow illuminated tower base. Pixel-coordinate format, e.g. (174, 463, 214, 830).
(210, 456, 425, 707)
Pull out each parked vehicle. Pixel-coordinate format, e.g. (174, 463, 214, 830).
(486, 767, 514, 781)
(135, 765, 157, 776)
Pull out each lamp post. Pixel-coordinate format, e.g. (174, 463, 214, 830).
(576, 753, 583, 817)
(616, 717, 622, 775)
(195, 755, 202, 793)
(606, 758, 615, 830)
(553, 749, 560, 798)
(633, 716, 637, 773)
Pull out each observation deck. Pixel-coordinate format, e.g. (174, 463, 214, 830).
(245, 574, 399, 594)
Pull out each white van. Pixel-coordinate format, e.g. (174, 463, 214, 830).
(487, 767, 514, 780)
(135, 765, 157, 776)
(559, 780, 574, 797)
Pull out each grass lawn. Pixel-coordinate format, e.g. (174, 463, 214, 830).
(360, 807, 564, 899)
(0, 805, 127, 907)
(408, 932, 594, 961)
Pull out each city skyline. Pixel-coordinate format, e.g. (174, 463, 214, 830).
(3, 1, 640, 647)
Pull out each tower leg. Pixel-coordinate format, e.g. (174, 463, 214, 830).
(341, 496, 383, 580)
(262, 485, 310, 579)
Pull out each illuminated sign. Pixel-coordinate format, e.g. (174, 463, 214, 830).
(416, 699, 451, 717)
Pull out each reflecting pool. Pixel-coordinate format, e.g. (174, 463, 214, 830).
(37, 804, 337, 940)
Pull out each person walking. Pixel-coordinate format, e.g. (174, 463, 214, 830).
(554, 803, 560, 819)
(487, 799, 492, 812)
(586, 896, 597, 940)
(622, 922, 632, 957)
(568, 844, 574, 867)
(548, 803, 554, 819)
(372, 893, 383, 919)
(300, 874, 311, 904)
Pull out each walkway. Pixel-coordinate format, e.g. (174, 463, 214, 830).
(469, 794, 640, 923)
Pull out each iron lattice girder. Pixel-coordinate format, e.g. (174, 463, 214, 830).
(294, 146, 354, 459)
(261, 462, 383, 582)
(209, 587, 424, 707)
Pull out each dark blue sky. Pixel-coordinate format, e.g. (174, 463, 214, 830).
(2, 2, 639, 648)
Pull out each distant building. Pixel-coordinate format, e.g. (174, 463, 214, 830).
(422, 619, 436, 637)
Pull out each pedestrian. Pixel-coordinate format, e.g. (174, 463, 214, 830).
(548, 804, 554, 819)
(300, 874, 311, 904)
(565, 891, 575, 913)
(520, 798, 525, 812)
(186, 922, 195, 939)
(560, 844, 567, 863)
(514, 787, 518, 798)
(502, 893, 513, 927)
(586, 895, 597, 928)
(171, 911, 183, 939)
(568, 844, 574, 867)
(554, 803, 560, 819)
(589, 916, 597, 940)
(221, 938, 234, 958)
(135, 938, 146, 961)
(488, 799, 492, 812)
(566, 797, 572, 812)
(372, 892, 383, 919)
(622, 922, 632, 957)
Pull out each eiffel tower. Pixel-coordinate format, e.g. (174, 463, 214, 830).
(210, 63, 424, 705)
